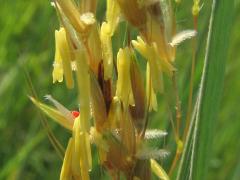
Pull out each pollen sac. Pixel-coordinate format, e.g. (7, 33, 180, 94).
(116, 47, 134, 106)
(132, 36, 171, 93)
(192, 0, 200, 16)
(72, 116, 91, 179)
(106, 0, 121, 36)
(146, 62, 158, 112)
(100, 0, 120, 80)
(150, 159, 170, 180)
(55, 27, 74, 89)
(100, 22, 114, 80)
(52, 29, 63, 84)
(60, 138, 74, 179)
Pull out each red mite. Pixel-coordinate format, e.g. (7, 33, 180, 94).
(71, 111, 80, 118)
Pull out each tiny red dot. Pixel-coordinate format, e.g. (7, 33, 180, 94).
(71, 111, 80, 118)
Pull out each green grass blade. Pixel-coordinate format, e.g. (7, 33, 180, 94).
(0, 132, 45, 179)
(177, 0, 235, 179)
(231, 156, 240, 180)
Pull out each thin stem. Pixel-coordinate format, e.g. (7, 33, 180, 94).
(172, 71, 181, 137)
(168, 71, 182, 176)
(166, 94, 181, 176)
(166, 98, 178, 142)
(169, 14, 199, 177)
(168, 150, 181, 176)
(183, 15, 198, 142)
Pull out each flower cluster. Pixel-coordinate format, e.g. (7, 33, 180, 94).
(32, 0, 197, 179)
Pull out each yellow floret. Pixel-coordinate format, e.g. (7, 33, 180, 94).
(116, 48, 135, 106)
(56, 27, 74, 89)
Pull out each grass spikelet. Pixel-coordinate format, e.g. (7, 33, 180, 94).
(30, 96, 74, 130)
(44, 94, 74, 121)
(28, 0, 233, 179)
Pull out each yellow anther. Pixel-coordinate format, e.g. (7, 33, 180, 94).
(60, 138, 73, 180)
(177, 139, 184, 154)
(56, 27, 74, 89)
(100, 0, 120, 79)
(52, 30, 63, 83)
(116, 48, 134, 106)
(106, 0, 120, 36)
(192, 0, 200, 16)
(100, 22, 113, 80)
(132, 37, 166, 93)
(150, 159, 170, 180)
(146, 62, 158, 112)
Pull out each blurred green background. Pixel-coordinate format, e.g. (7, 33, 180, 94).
(0, 0, 239, 179)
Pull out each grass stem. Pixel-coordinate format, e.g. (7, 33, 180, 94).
(183, 15, 198, 142)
